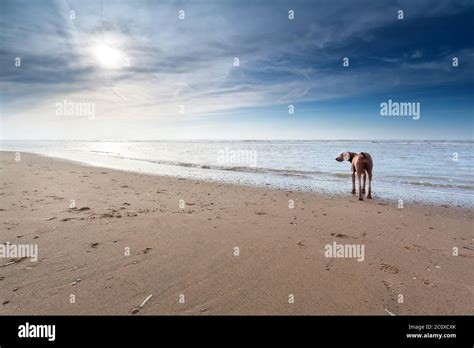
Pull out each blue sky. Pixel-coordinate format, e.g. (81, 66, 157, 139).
(0, 0, 473, 140)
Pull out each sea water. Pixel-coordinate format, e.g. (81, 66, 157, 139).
(1, 140, 473, 207)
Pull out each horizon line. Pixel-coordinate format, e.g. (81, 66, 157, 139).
(1, 138, 472, 142)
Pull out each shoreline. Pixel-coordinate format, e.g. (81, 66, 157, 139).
(1, 150, 471, 211)
(0, 151, 473, 315)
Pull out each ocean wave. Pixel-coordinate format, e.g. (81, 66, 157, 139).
(81, 152, 335, 178)
(78, 151, 474, 189)
(406, 181, 474, 190)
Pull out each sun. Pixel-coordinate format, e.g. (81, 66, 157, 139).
(92, 43, 124, 70)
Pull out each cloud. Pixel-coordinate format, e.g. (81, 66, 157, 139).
(0, 0, 473, 139)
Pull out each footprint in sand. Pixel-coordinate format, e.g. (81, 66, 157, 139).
(330, 233, 348, 238)
(382, 279, 405, 292)
(422, 278, 437, 288)
(404, 244, 423, 252)
(380, 263, 399, 274)
(381, 279, 406, 314)
(60, 217, 83, 222)
(67, 207, 90, 213)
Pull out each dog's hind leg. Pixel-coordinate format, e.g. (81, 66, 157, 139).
(367, 172, 373, 199)
(357, 173, 363, 201)
(351, 171, 356, 194)
(362, 173, 366, 194)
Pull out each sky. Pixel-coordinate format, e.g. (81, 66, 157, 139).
(0, 0, 473, 140)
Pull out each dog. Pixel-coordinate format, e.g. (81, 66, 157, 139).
(335, 152, 373, 200)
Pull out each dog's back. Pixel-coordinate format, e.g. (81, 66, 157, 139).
(354, 152, 373, 173)
(359, 152, 371, 160)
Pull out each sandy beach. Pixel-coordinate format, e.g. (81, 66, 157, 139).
(0, 151, 472, 315)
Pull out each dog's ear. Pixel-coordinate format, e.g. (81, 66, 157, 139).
(343, 152, 350, 161)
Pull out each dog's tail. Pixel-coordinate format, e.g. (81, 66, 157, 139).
(360, 152, 366, 158)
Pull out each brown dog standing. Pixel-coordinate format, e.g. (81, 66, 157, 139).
(335, 152, 373, 200)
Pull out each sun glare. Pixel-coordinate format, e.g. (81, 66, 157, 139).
(92, 43, 124, 70)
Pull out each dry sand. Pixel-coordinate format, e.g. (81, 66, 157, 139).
(0, 151, 472, 315)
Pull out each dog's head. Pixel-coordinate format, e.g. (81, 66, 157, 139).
(335, 152, 352, 162)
